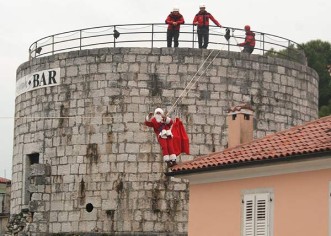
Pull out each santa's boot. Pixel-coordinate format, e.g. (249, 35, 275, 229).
(163, 155, 170, 167)
(169, 154, 177, 167)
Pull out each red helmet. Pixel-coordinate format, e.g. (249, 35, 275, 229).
(244, 25, 251, 31)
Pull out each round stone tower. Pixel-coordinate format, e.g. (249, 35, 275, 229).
(11, 47, 318, 235)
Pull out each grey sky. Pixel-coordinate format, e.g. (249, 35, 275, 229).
(0, 0, 330, 179)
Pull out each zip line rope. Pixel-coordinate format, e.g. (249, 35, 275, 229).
(167, 48, 216, 115)
(167, 42, 227, 115)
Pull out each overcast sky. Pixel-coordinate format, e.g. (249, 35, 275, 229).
(0, 0, 330, 179)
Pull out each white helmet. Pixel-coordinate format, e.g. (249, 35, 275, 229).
(199, 3, 206, 8)
(173, 6, 179, 12)
(154, 108, 164, 116)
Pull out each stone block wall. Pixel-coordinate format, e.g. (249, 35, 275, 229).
(11, 47, 318, 235)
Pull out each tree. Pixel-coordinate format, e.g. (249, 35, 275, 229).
(266, 40, 331, 117)
(301, 40, 331, 117)
(265, 44, 306, 64)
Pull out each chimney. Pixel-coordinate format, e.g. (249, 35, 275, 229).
(226, 103, 254, 148)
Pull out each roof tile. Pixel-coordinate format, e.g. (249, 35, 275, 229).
(171, 115, 331, 173)
(0, 177, 11, 183)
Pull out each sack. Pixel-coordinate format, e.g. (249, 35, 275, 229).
(172, 118, 190, 155)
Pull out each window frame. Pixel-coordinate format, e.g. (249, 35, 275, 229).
(242, 188, 274, 236)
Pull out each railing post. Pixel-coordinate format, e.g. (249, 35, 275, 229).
(35, 42, 38, 58)
(227, 32, 230, 52)
(52, 35, 54, 55)
(192, 25, 195, 48)
(113, 26, 116, 48)
(80, 30, 82, 51)
(151, 24, 154, 49)
(262, 33, 265, 56)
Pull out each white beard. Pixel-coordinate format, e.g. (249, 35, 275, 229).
(155, 114, 163, 123)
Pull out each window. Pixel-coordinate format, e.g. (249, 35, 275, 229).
(0, 193, 4, 213)
(243, 193, 272, 236)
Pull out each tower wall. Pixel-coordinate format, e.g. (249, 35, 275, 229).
(11, 47, 318, 235)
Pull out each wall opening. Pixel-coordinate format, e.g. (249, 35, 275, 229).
(86, 203, 94, 212)
(23, 153, 40, 205)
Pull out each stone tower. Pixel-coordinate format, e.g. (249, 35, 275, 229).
(10, 47, 318, 235)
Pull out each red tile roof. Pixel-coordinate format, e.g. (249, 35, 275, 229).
(170, 115, 331, 174)
(0, 177, 11, 184)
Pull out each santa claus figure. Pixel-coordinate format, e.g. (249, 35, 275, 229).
(145, 108, 177, 167)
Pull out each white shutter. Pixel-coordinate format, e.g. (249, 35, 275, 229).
(243, 194, 255, 236)
(243, 193, 270, 236)
(255, 193, 270, 236)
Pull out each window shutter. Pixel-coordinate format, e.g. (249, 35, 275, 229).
(255, 193, 270, 236)
(243, 194, 255, 236)
(243, 193, 270, 236)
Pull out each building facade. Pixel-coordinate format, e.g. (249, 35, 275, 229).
(0, 177, 11, 235)
(169, 112, 331, 236)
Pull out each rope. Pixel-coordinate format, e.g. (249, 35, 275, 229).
(185, 50, 222, 95)
(167, 49, 216, 115)
(167, 41, 227, 116)
(232, 29, 242, 50)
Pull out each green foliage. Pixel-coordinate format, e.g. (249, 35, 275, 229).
(266, 40, 331, 117)
(265, 44, 305, 64)
(301, 40, 331, 116)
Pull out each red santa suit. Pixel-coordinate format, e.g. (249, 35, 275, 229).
(145, 108, 176, 162)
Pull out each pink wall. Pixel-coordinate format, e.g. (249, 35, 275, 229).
(188, 169, 330, 236)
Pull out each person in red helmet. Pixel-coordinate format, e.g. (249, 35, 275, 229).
(193, 4, 222, 49)
(165, 7, 185, 48)
(238, 25, 256, 54)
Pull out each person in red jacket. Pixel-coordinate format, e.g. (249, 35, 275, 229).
(165, 7, 185, 48)
(145, 108, 177, 167)
(193, 4, 222, 49)
(238, 25, 256, 54)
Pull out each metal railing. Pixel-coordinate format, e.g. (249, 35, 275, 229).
(29, 23, 306, 64)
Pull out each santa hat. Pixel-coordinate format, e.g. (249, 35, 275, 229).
(154, 108, 164, 116)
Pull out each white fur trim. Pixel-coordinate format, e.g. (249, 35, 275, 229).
(163, 155, 170, 162)
(166, 130, 173, 137)
(154, 108, 164, 116)
(155, 114, 163, 123)
(160, 129, 167, 139)
(170, 154, 176, 161)
(165, 117, 171, 124)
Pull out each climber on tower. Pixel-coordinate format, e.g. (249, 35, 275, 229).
(237, 25, 255, 54)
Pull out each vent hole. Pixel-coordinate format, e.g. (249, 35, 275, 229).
(86, 203, 94, 212)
